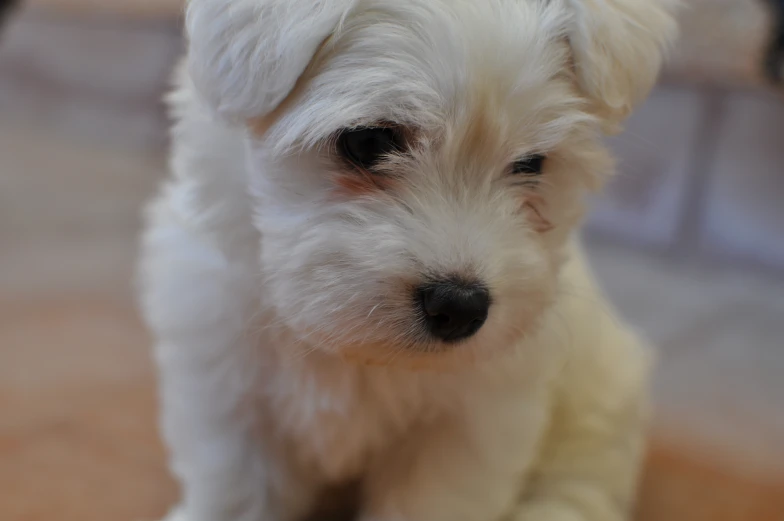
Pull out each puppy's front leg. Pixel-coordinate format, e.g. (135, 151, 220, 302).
(511, 339, 651, 521)
(360, 395, 549, 521)
(510, 405, 647, 521)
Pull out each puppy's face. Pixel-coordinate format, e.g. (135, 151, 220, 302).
(187, 0, 677, 366)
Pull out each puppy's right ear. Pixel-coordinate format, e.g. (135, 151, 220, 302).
(186, 0, 356, 121)
(564, 0, 678, 133)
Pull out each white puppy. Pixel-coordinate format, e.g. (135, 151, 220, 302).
(139, 1, 677, 521)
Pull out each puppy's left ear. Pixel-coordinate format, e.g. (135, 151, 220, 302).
(186, 0, 357, 122)
(565, 0, 679, 132)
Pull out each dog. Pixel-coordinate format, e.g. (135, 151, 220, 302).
(138, 1, 677, 521)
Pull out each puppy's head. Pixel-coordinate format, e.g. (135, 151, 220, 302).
(186, 0, 676, 367)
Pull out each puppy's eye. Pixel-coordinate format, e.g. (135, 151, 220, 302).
(511, 154, 546, 176)
(338, 127, 402, 170)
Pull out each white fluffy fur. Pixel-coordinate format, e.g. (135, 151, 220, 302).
(139, 1, 677, 521)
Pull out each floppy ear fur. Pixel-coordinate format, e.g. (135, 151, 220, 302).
(186, 0, 357, 121)
(565, 0, 678, 132)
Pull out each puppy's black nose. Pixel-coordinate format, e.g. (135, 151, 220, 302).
(418, 281, 490, 343)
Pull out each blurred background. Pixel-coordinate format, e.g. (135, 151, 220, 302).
(1, 1, 783, 520)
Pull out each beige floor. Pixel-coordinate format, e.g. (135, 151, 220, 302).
(1, 122, 783, 520)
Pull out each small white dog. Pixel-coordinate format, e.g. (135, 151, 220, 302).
(139, 1, 677, 521)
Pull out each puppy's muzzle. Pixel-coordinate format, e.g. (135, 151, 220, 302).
(418, 280, 490, 343)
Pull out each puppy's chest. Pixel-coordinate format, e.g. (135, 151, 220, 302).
(262, 358, 444, 480)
